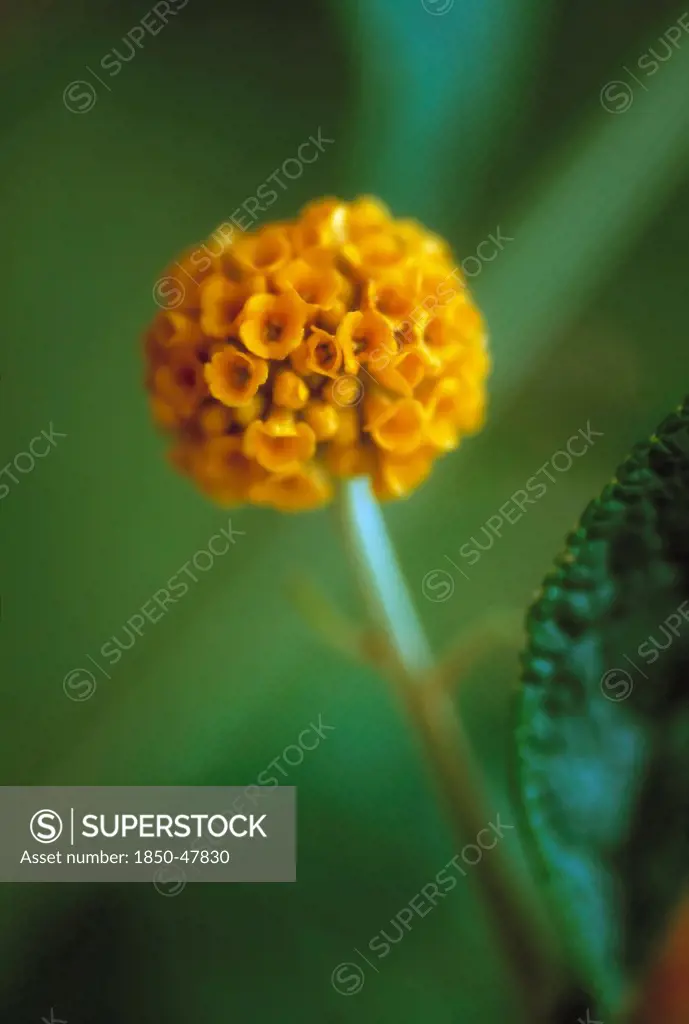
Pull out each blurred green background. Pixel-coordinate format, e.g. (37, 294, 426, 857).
(1, 0, 689, 1020)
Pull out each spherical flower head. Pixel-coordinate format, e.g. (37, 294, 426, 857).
(144, 197, 490, 512)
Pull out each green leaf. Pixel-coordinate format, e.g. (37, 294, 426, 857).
(516, 395, 689, 1015)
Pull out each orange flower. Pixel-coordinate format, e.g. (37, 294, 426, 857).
(239, 290, 308, 360)
(343, 231, 408, 276)
(143, 196, 490, 511)
(444, 344, 492, 388)
(364, 393, 426, 455)
(330, 406, 360, 446)
(449, 293, 486, 341)
(200, 274, 264, 339)
(152, 350, 208, 418)
(303, 401, 340, 440)
(342, 204, 443, 277)
(250, 464, 332, 511)
(417, 378, 465, 450)
(453, 376, 486, 435)
(243, 411, 316, 473)
(274, 255, 344, 309)
(150, 310, 203, 348)
(198, 402, 233, 436)
(395, 219, 452, 263)
(424, 294, 486, 357)
(233, 394, 266, 428)
(290, 197, 346, 252)
(323, 375, 364, 409)
(273, 370, 309, 410)
(336, 310, 395, 370)
(325, 443, 375, 479)
(291, 328, 344, 379)
(195, 436, 267, 505)
(418, 265, 465, 311)
(374, 446, 435, 499)
(345, 196, 391, 240)
(372, 347, 435, 397)
(233, 225, 292, 274)
(365, 273, 421, 322)
(204, 346, 268, 407)
(424, 308, 464, 354)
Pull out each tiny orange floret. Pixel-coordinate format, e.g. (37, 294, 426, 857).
(233, 226, 292, 274)
(239, 290, 308, 360)
(274, 256, 344, 309)
(336, 310, 395, 369)
(152, 352, 208, 418)
(303, 401, 340, 440)
(204, 346, 268, 407)
(243, 412, 316, 473)
(291, 328, 343, 379)
(273, 369, 310, 410)
(364, 394, 426, 455)
(250, 464, 332, 511)
(199, 274, 264, 339)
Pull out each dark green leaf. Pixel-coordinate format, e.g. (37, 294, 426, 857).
(516, 395, 689, 1014)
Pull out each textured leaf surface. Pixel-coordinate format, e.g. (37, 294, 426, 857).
(517, 396, 689, 1013)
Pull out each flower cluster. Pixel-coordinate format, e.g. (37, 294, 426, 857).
(144, 197, 490, 511)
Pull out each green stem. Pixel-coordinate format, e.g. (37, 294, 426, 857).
(338, 478, 560, 1017)
(338, 478, 434, 677)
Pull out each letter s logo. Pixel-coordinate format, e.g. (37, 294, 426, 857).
(30, 809, 63, 844)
